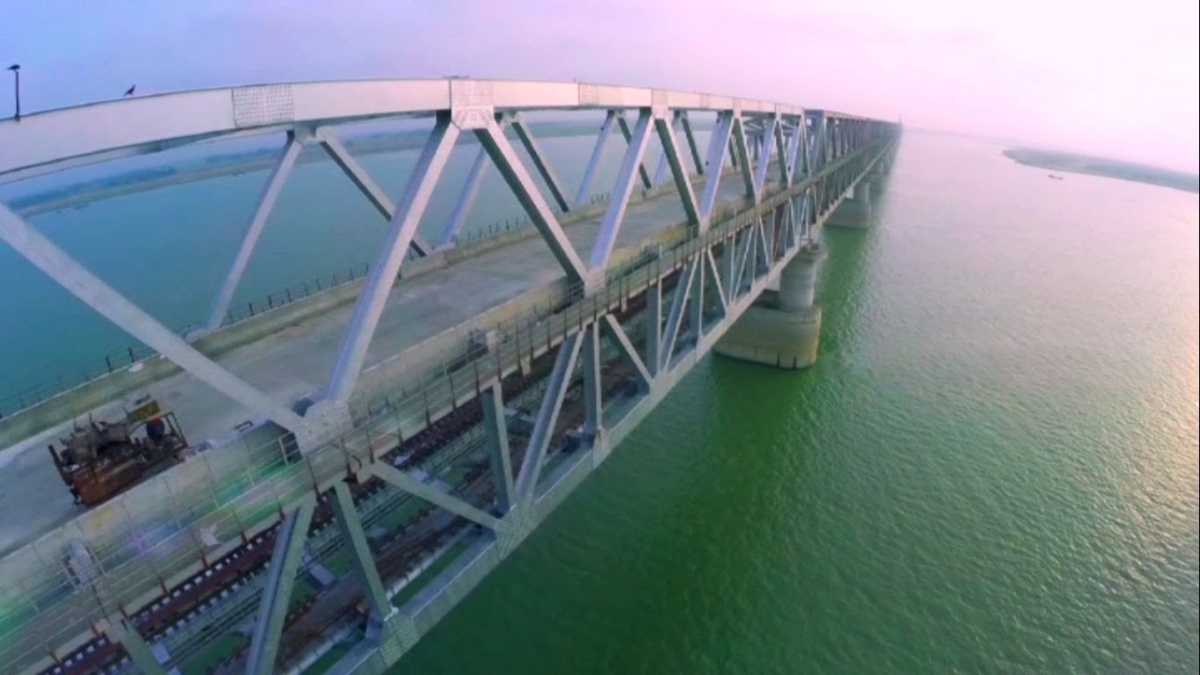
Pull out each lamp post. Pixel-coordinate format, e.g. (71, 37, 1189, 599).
(6, 64, 18, 121)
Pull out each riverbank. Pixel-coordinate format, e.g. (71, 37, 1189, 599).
(1003, 147, 1199, 193)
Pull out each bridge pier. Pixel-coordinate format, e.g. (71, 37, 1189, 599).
(826, 181, 876, 228)
(715, 242, 826, 369)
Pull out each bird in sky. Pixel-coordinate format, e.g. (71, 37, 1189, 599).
(124, 84, 136, 97)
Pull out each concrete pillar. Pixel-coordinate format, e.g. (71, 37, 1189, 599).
(826, 182, 875, 229)
(715, 243, 825, 370)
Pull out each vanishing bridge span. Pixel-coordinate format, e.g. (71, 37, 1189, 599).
(0, 79, 898, 674)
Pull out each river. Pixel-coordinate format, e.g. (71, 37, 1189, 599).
(1, 127, 1197, 673)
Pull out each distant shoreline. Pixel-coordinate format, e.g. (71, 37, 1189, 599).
(1003, 148, 1199, 194)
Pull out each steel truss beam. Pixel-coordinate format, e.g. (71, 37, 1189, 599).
(705, 248, 728, 313)
(581, 322, 602, 436)
(515, 331, 584, 506)
(0, 202, 309, 434)
(616, 113, 654, 189)
(317, 127, 432, 256)
(651, 111, 684, 186)
(482, 383, 515, 512)
(731, 116, 758, 203)
(645, 276, 663, 377)
(371, 460, 503, 530)
(680, 112, 704, 176)
(699, 112, 735, 228)
(575, 110, 617, 206)
(439, 145, 489, 247)
(511, 114, 572, 213)
(754, 116, 778, 196)
(602, 313, 653, 388)
(661, 257, 697, 367)
(654, 112, 702, 230)
(590, 109, 653, 270)
(206, 133, 303, 331)
(245, 495, 316, 675)
(326, 114, 461, 404)
(475, 118, 590, 287)
(331, 480, 392, 624)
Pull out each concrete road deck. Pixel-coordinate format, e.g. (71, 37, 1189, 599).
(0, 168, 756, 555)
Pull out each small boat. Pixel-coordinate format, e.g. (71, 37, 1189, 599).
(1048, 173, 1064, 181)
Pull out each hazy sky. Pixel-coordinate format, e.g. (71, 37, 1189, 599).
(2, 0, 1198, 171)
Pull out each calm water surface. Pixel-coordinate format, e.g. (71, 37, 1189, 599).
(394, 131, 1199, 673)
(2, 129, 1197, 672)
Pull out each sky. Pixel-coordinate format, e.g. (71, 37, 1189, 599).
(2, 0, 1198, 172)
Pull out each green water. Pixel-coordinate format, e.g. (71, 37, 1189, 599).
(2, 126, 1196, 672)
(391, 132, 1199, 673)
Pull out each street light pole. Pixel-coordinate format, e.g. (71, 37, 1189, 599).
(6, 64, 19, 121)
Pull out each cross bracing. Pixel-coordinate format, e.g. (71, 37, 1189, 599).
(0, 78, 897, 674)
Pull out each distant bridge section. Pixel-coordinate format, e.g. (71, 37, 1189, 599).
(0, 79, 898, 674)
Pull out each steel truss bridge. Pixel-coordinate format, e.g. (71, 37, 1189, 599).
(0, 79, 898, 674)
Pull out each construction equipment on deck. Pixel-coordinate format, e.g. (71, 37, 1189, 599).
(46, 396, 188, 507)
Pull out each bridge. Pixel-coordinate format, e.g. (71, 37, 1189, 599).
(0, 79, 898, 674)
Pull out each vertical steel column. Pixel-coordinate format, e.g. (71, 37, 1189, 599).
(330, 481, 391, 623)
(690, 250, 705, 336)
(651, 111, 683, 186)
(326, 114, 461, 404)
(206, 133, 302, 331)
(581, 322, 602, 436)
(645, 277, 663, 377)
(0, 203, 308, 434)
(245, 496, 316, 675)
(482, 383, 515, 513)
(575, 110, 616, 206)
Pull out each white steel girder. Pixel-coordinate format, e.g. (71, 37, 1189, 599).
(731, 116, 758, 204)
(589, 109, 653, 270)
(474, 118, 590, 288)
(510, 114, 572, 213)
(316, 127, 432, 257)
(371, 460, 503, 530)
(514, 331, 584, 506)
(616, 113, 654, 189)
(325, 113, 461, 404)
(206, 133, 303, 331)
(699, 111, 735, 229)
(575, 110, 617, 207)
(654, 113, 703, 230)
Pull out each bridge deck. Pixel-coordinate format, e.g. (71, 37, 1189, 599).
(0, 167, 752, 556)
